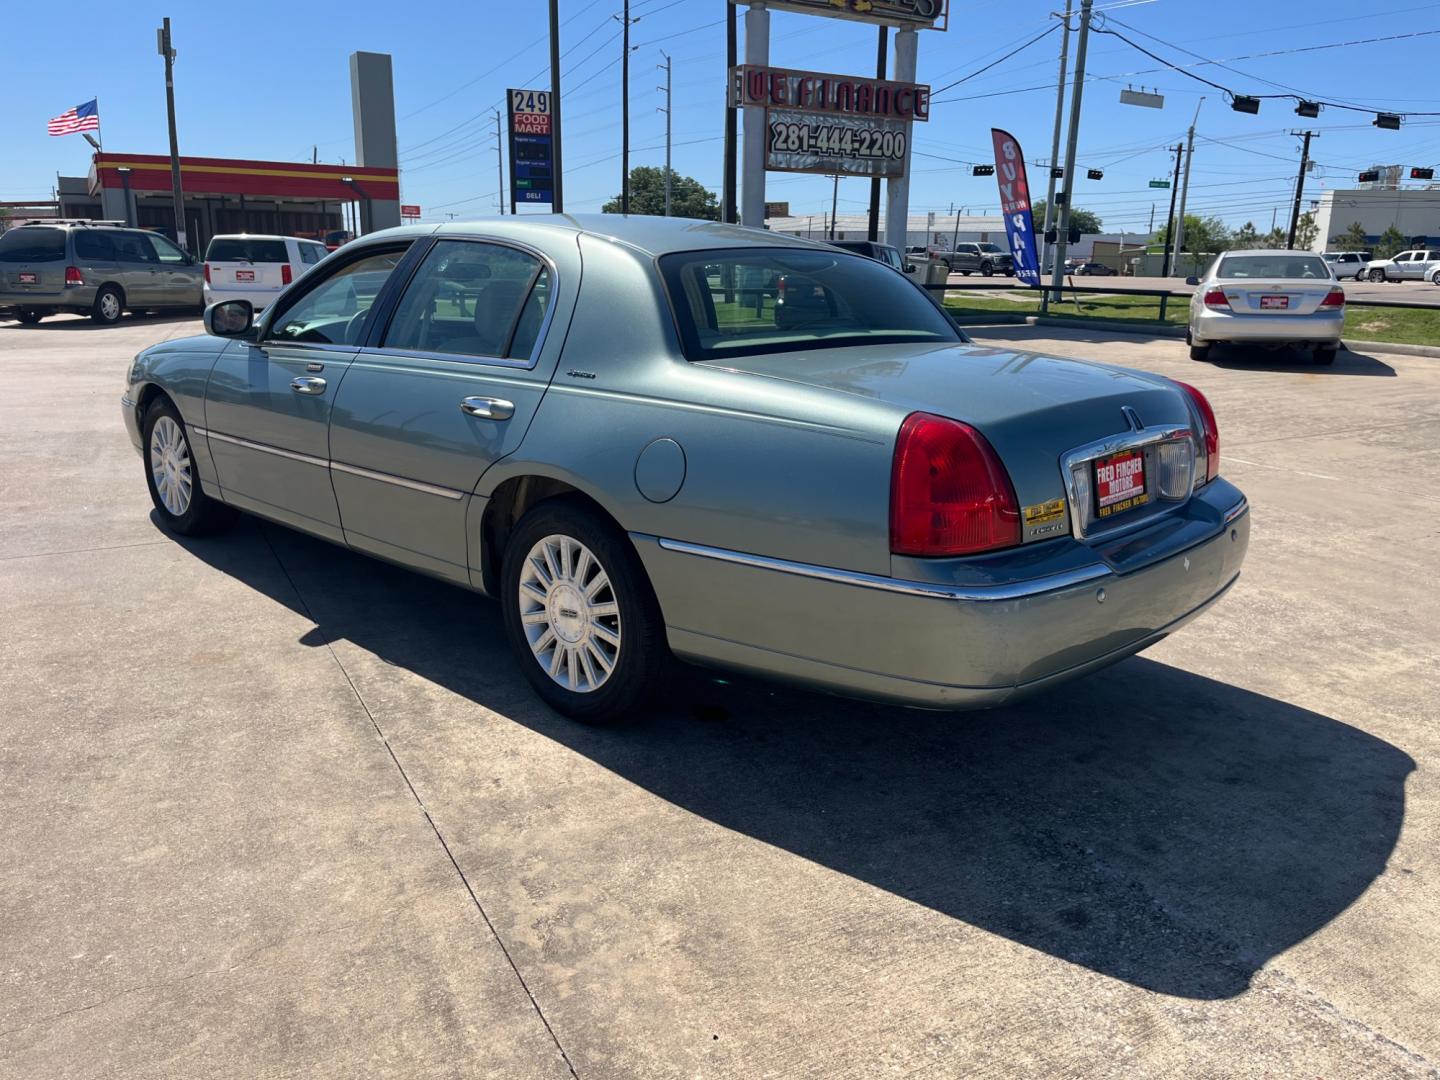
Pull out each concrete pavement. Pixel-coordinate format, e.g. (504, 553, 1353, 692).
(2, 314, 1437, 1077)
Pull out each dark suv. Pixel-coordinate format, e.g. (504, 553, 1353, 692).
(0, 222, 203, 325)
(940, 241, 1014, 277)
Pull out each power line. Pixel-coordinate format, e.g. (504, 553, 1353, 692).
(930, 23, 1059, 96)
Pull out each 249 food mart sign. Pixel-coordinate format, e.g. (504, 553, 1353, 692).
(507, 88, 554, 209)
(729, 64, 930, 178)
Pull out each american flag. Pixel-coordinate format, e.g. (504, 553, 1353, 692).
(48, 99, 100, 136)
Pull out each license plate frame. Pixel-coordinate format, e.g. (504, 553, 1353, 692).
(1093, 448, 1149, 519)
(17, 272, 37, 284)
(234, 269, 256, 282)
(1259, 294, 1289, 310)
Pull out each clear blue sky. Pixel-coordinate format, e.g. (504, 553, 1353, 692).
(5, 0, 1440, 234)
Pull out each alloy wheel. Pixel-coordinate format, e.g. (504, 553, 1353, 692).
(149, 415, 192, 516)
(100, 292, 120, 321)
(518, 534, 621, 693)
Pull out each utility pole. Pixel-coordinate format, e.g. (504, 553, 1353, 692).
(1158, 142, 1183, 319)
(1148, 203, 1155, 232)
(617, 1, 636, 213)
(494, 109, 506, 214)
(829, 175, 840, 239)
(722, 2, 738, 223)
(1039, 0, 1073, 310)
(1048, 0, 1092, 305)
(658, 51, 673, 215)
(867, 25, 888, 242)
(1286, 130, 1318, 249)
(1172, 97, 1204, 276)
(549, 0, 564, 212)
(157, 18, 187, 252)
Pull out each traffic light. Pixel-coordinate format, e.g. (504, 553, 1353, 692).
(1045, 228, 1057, 243)
(1051, 167, 1065, 178)
(1086, 168, 1103, 180)
(1358, 169, 1380, 183)
(1295, 100, 1320, 118)
(1230, 95, 1261, 114)
(1411, 167, 1434, 180)
(972, 164, 994, 176)
(1375, 113, 1401, 130)
(1068, 226, 1082, 244)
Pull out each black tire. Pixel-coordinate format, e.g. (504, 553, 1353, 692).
(960, 269, 971, 277)
(1368, 268, 1385, 283)
(980, 262, 994, 277)
(141, 396, 238, 537)
(1431, 270, 1440, 286)
(92, 284, 123, 325)
(1313, 346, 1338, 366)
(16, 308, 43, 325)
(500, 498, 667, 724)
(1189, 342, 1212, 362)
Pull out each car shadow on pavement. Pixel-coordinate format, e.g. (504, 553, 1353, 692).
(173, 515, 1415, 1003)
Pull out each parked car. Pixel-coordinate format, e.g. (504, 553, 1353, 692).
(827, 239, 913, 273)
(1361, 248, 1440, 282)
(1186, 249, 1343, 364)
(123, 216, 1247, 724)
(1322, 251, 1370, 281)
(203, 234, 329, 313)
(324, 229, 354, 253)
(0, 221, 202, 325)
(940, 241, 1014, 277)
(1074, 262, 1117, 276)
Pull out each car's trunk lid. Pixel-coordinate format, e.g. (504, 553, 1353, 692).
(1213, 278, 1334, 315)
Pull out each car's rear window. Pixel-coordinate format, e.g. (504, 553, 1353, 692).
(205, 238, 290, 263)
(1217, 254, 1330, 279)
(0, 228, 66, 263)
(659, 247, 960, 362)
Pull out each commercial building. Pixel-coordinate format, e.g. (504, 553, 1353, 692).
(1311, 186, 1440, 252)
(769, 212, 1007, 249)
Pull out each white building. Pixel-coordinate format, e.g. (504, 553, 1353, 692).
(1311, 187, 1440, 252)
(768, 212, 1007, 249)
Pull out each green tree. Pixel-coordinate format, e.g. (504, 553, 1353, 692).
(602, 167, 719, 220)
(1294, 211, 1319, 251)
(1231, 221, 1260, 249)
(1333, 221, 1368, 251)
(1373, 225, 1406, 260)
(1155, 214, 1231, 255)
(1031, 199, 1103, 235)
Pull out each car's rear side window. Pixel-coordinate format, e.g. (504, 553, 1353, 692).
(1217, 254, 1330, 279)
(74, 231, 117, 261)
(659, 247, 959, 362)
(206, 238, 290, 263)
(0, 228, 66, 263)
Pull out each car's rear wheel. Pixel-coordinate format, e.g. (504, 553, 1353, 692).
(1313, 346, 1338, 366)
(92, 285, 123, 325)
(960, 269, 971, 277)
(16, 308, 43, 325)
(1187, 333, 1212, 361)
(142, 397, 237, 536)
(500, 499, 667, 724)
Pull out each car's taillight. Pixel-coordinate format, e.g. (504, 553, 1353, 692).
(1202, 287, 1229, 309)
(281, 263, 293, 286)
(890, 412, 1021, 557)
(64, 266, 84, 286)
(1174, 381, 1219, 484)
(203, 262, 211, 284)
(1320, 286, 1345, 307)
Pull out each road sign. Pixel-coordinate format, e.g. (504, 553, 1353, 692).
(400, 204, 421, 218)
(1148, 179, 1170, 188)
(507, 88, 555, 210)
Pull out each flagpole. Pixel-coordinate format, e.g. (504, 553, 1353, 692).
(95, 95, 102, 152)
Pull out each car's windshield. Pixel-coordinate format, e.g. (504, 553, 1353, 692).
(1217, 254, 1331, 280)
(659, 247, 960, 362)
(0, 228, 65, 263)
(976, 243, 1004, 254)
(206, 237, 289, 264)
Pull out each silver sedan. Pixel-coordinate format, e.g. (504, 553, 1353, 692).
(1187, 250, 1345, 365)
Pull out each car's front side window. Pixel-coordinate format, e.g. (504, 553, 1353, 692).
(146, 234, 189, 264)
(266, 247, 409, 345)
(382, 239, 549, 361)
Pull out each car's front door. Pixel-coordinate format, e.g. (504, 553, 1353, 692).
(111, 231, 159, 306)
(202, 244, 413, 543)
(144, 232, 200, 307)
(328, 236, 566, 584)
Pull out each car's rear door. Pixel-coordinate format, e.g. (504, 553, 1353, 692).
(327, 235, 569, 583)
(202, 243, 414, 542)
(72, 230, 120, 293)
(111, 231, 159, 306)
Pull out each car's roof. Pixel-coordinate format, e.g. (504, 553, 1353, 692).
(208, 233, 312, 242)
(361, 214, 837, 257)
(1220, 248, 1326, 257)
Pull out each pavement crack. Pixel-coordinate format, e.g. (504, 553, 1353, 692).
(255, 523, 581, 1080)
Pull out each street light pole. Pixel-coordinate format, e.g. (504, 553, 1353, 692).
(548, 0, 564, 212)
(1039, 0, 1073, 310)
(1047, 0, 1093, 305)
(157, 18, 187, 252)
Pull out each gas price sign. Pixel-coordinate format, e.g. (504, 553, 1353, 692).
(507, 88, 555, 209)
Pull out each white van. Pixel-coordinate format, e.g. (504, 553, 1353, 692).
(203, 234, 329, 312)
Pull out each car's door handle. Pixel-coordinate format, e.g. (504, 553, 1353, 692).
(291, 376, 327, 395)
(459, 396, 515, 420)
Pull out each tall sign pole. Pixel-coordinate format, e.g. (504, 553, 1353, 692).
(1047, 0, 1092, 302)
(723, 3, 739, 223)
(883, 26, 918, 251)
(549, 0, 564, 212)
(1038, 0, 1072, 312)
(867, 25, 888, 243)
(158, 18, 187, 252)
(739, 3, 771, 227)
(620, 0, 632, 213)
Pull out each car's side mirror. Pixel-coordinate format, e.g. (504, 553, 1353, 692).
(1185, 276, 1199, 286)
(204, 299, 257, 339)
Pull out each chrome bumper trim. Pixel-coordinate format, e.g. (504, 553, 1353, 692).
(1223, 496, 1249, 525)
(330, 460, 464, 501)
(656, 538, 1112, 602)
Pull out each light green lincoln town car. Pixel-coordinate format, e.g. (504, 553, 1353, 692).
(122, 215, 1249, 724)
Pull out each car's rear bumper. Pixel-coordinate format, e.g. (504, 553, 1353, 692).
(0, 285, 95, 312)
(635, 479, 1250, 709)
(1193, 307, 1342, 345)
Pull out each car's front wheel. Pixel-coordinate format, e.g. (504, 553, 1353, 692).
(980, 262, 994, 277)
(16, 308, 43, 325)
(142, 397, 237, 536)
(92, 285, 123, 325)
(500, 499, 667, 724)
(1368, 268, 1386, 283)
